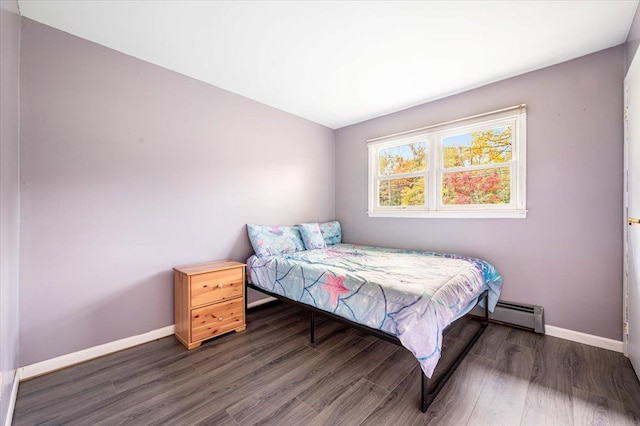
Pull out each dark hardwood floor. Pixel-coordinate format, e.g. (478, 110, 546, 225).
(12, 302, 640, 425)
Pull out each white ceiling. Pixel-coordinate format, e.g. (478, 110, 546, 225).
(18, 0, 639, 129)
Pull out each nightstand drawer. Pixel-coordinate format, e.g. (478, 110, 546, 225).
(190, 269, 243, 307)
(191, 299, 244, 342)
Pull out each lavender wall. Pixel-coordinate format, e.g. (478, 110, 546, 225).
(335, 46, 625, 341)
(19, 18, 335, 366)
(0, 0, 21, 422)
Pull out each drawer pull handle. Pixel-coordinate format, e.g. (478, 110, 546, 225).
(218, 317, 224, 321)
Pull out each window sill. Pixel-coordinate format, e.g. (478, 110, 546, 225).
(367, 209, 528, 219)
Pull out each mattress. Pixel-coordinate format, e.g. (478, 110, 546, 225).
(247, 243, 502, 377)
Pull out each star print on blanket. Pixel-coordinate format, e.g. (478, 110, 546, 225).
(321, 273, 349, 306)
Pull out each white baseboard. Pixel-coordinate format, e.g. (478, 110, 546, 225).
(17, 299, 278, 381)
(14, 305, 622, 389)
(19, 325, 175, 381)
(247, 297, 277, 309)
(545, 325, 624, 353)
(5, 370, 19, 426)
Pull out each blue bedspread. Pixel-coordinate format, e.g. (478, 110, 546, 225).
(248, 244, 502, 377)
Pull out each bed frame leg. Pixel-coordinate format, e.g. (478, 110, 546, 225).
(418, 289, 490, 413)
(421, 372, 428, 413)
(483, 291, 490, 325)
(247, 283, 489, 415)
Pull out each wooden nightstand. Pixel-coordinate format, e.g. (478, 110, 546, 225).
(173, 260, 246, 349)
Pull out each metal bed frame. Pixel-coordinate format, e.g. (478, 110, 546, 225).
(246, 282, 489, 412)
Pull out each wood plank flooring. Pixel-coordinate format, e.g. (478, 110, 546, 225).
(12, 302, 640, 425)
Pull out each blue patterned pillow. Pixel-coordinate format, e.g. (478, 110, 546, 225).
(320, 221, 342, 245)
(298, 223, 327, 250)
(247, 224, 306, 258)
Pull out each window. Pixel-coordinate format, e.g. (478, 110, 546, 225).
(368, 105, 526, 218)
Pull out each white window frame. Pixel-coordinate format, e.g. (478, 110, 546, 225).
(367, 105, 527, 219)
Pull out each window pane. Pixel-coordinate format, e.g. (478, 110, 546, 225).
(442, 126, 512, 168)
(442, 167, 510, 205)
(379, 141, 427, 176)
(378, 177, 425, 207)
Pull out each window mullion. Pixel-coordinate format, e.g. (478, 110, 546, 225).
(377, 170, 427, 180)
(429, 135, 438, 211)
(442, 161, 515, 174)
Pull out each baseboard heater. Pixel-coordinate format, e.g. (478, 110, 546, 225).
(469, 300, 545, 334)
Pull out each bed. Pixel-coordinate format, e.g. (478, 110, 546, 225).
(245, 222, 502, 412)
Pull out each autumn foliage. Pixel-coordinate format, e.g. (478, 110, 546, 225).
(441, 168, 510, 205)
(378, 127, 512, 207)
